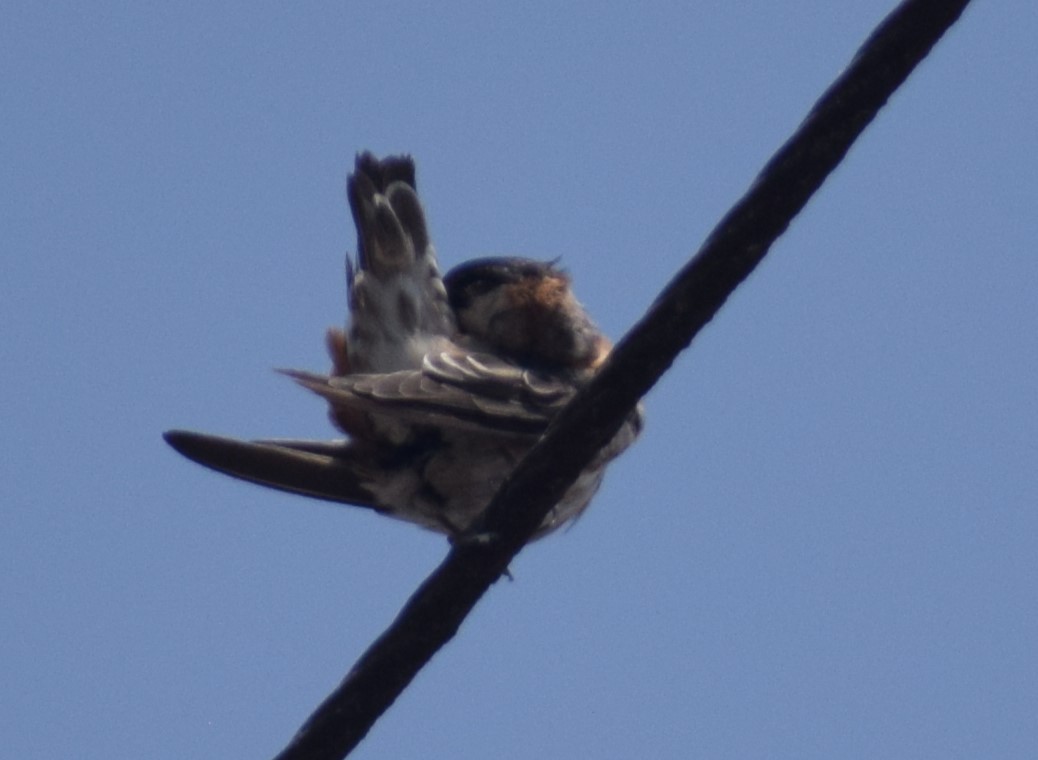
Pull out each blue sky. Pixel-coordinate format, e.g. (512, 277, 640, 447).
(3, 2, 1036, 758)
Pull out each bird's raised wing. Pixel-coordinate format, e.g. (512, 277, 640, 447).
(344, 153, 455, 374)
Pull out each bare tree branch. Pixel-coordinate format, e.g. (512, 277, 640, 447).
(272, 1, 972, 757)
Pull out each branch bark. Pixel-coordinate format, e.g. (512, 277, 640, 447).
(273, 1, 972, 757)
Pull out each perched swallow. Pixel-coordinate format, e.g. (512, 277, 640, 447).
(165, 153, 641, 539)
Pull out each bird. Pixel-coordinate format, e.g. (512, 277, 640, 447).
(164, 153, 642, 540)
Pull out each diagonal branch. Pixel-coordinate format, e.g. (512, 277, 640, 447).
(273, 1, 972, 757)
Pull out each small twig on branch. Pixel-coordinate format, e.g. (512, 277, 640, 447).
(273, 1, 972, 758)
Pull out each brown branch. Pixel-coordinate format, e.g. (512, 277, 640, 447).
(272, 1, 972, 757)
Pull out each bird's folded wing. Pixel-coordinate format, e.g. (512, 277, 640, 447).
(162, 430, 388, 512)
(284, 350, 579, 436)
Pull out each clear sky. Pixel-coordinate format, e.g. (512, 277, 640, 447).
(3, 2, 1035, 758)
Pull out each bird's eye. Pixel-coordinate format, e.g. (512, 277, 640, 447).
(445, 257, 555, 312)
(446, 278, 494, 311)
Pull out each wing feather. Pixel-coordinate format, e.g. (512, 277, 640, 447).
(162, 430, 387, 512)
(281, 350, 580, 436)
